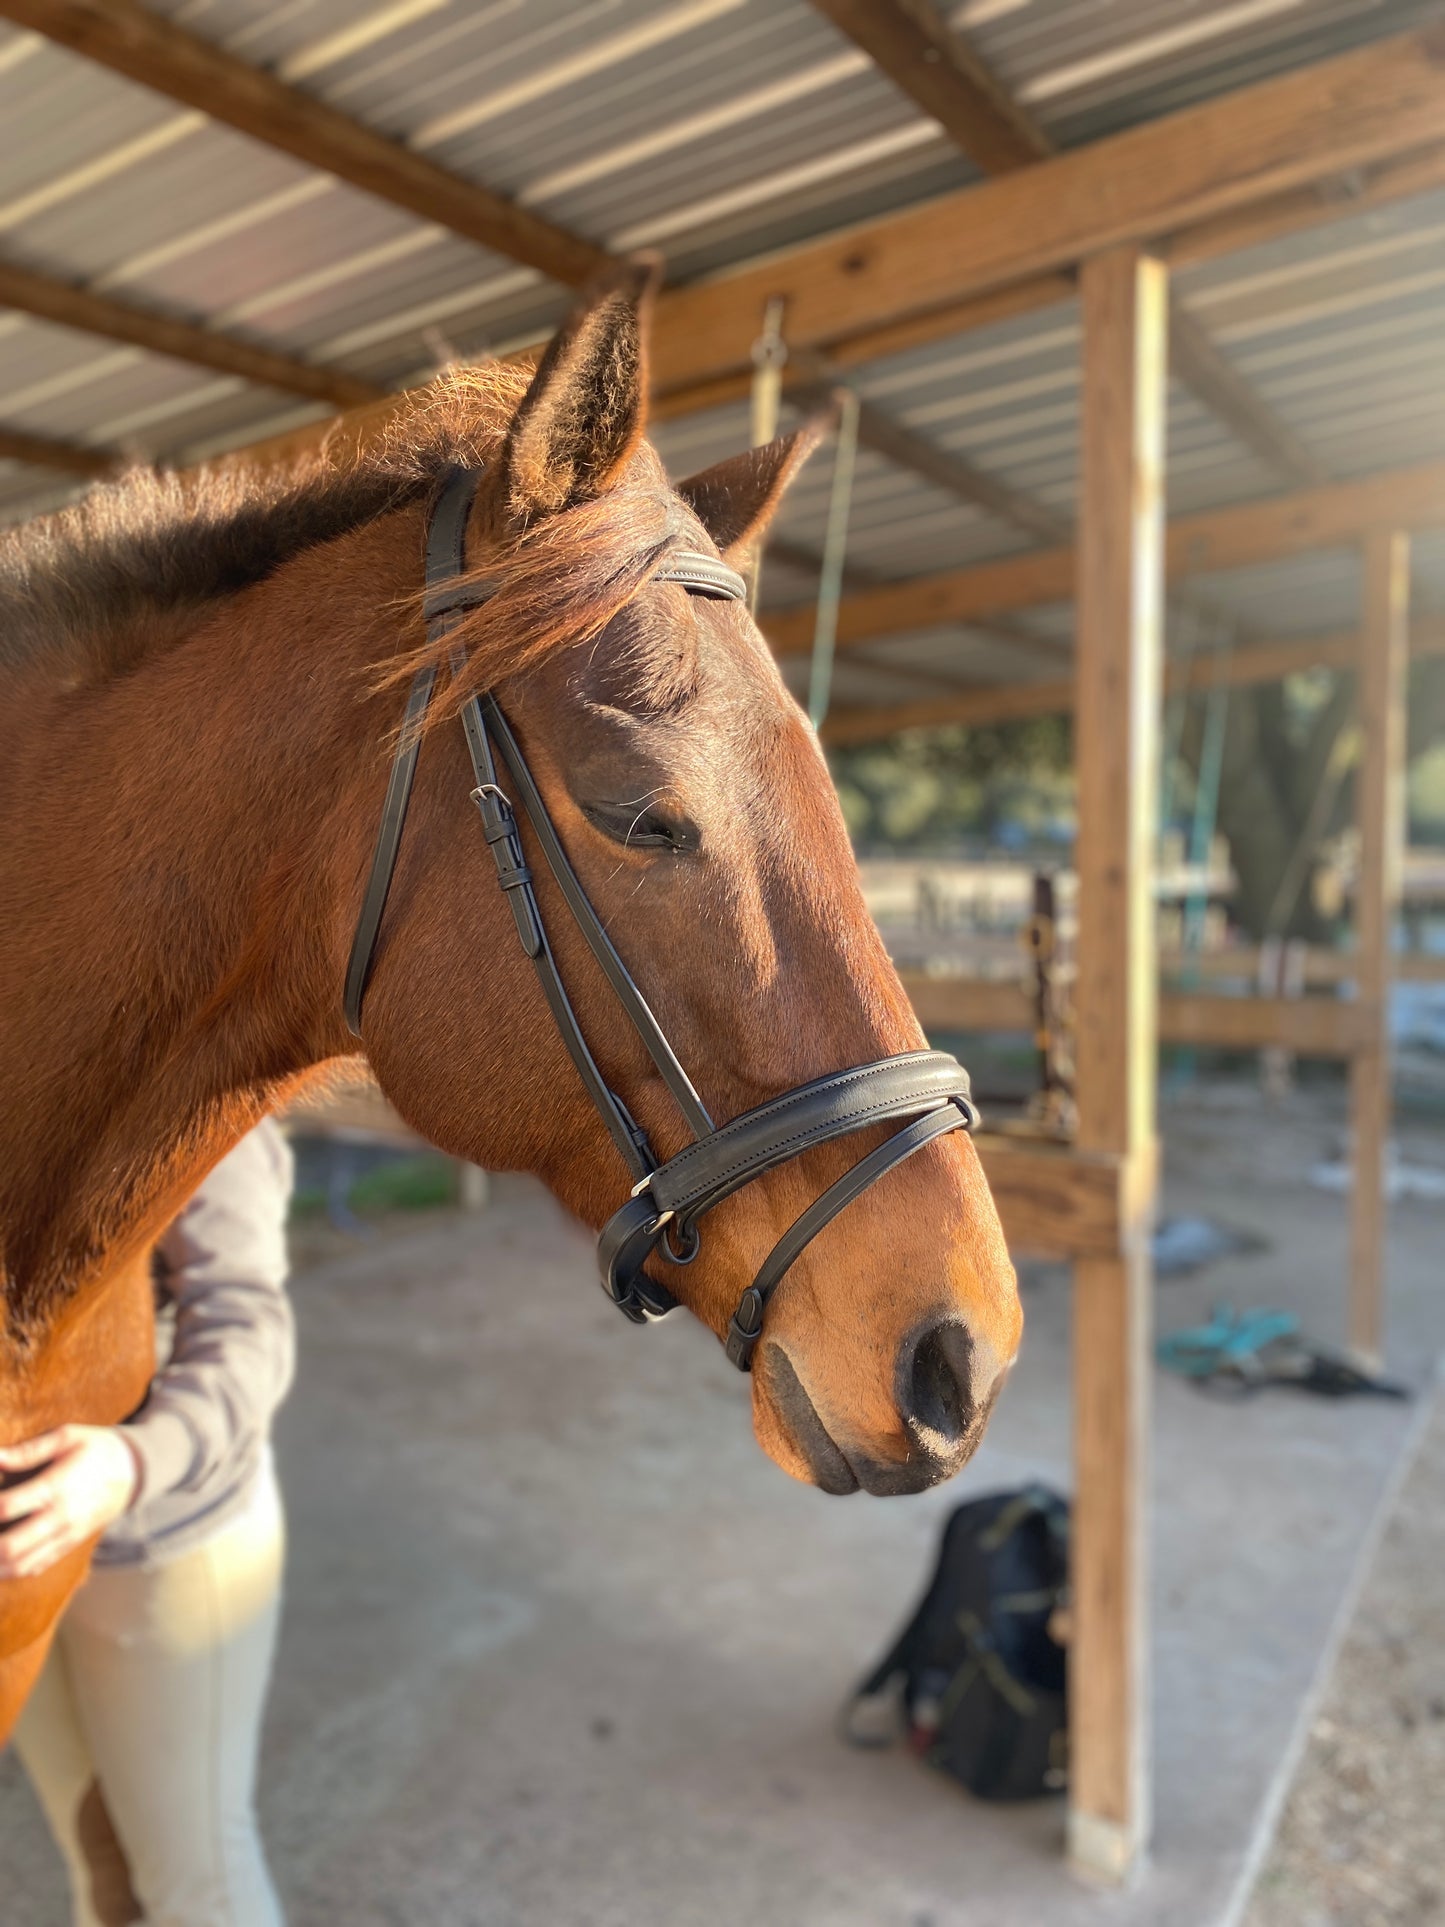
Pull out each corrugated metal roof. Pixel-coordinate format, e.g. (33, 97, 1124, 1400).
(1, 0, 1443, 720)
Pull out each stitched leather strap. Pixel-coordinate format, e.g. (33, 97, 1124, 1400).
(645, 1052, 975, 1225)
(597, 1053, 977, 1334)
(725, 1101, 972, 1369)
(343, 471, 483, 1037)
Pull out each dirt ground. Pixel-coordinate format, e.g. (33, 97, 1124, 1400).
(1243, 1390, 1445, 1927)
(1, 1074, 1442, 1924)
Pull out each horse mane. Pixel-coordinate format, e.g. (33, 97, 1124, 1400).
(0, 353, 698, 723)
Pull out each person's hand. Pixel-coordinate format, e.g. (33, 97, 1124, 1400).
(0, 1426, 142, 1579)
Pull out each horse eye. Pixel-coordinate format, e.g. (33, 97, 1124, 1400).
(582, 799, 699, 853)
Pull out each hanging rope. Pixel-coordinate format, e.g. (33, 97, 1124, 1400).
(807, 386, 861, 732)
(1159, 594, 1206, 843)
(1183, 620, 1235, 954)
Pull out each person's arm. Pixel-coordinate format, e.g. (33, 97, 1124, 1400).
(0, 1119, 295, 1578)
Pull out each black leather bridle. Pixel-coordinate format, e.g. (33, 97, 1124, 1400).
(345, 469, 979, 1370)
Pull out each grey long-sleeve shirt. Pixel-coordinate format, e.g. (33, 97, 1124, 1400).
(95, 1118, 296, 1567)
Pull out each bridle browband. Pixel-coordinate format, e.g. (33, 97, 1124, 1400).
(345, 468, 979, 1371)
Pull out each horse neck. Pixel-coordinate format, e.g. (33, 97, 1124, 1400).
(0, 511, 419, 1332)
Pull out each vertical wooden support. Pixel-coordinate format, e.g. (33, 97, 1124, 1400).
(1070, 245, 1168, 1884)
(1349, 531, 1409, 1364)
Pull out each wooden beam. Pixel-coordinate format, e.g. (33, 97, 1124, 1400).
(974, 1136, 1146, 1262)
(1350, 531, 1410, 1364)
(1069, 244, 1166, 1884)
(1161, 991, 1362, 1056)
(1169, 138, 1445, 275)
(0, 256, 382, 409)
(775, 458, 1445, 658)
(904, 974, 1033, 1032)
(645, 27, 1445, 395)
(0, 425, 115, 478)
(823, 676, 1069, 742)
(820, 615, 1445, 744)
(808, 0, 1048, 174)
(1163, 946, 1445, 988)
(1167, 297, 1327, 488)
(791, 374, 1068, 543)
(900, 974, 1368, 1057)
(650, 137, 1445, 420)
(0, 0, 609, 289)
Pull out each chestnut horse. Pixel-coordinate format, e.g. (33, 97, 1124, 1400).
(0, 269, 1021, 1743)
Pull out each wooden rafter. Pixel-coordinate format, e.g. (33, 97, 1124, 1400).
(1166, 298, 1326, 488)
(820, 615, 1445, 745)
(767, 457, 1445, 658)
(0, 0, 609, 288)
(649, 136, 1445, 420)
(0, 424, 115, 478)
(787, 359, 1067, 543)
(815, 0, 1327, 489)
(806, 0, 1049, 174)
(0, 256, 383, 410)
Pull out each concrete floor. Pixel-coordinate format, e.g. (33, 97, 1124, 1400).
(2, 1083, 1442, 1925)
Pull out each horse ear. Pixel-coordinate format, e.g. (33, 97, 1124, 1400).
(497, 258, 659, 524)
(675, 411, 835, 562)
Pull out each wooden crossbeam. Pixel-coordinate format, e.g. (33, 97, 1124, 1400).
(900, 974, 1367, 1058)
(646, 27, 1445, 396)
(789, 368, 1067, 542)
(773, 458, 1445, 660)
(974, 1136, 1141, 1262)
(648, 139, 1445, 421)
(0, 0, 609, 288)
(0, 424, 115, 478)
(1167, 298, 1326, 488)
(806, 0, 1049, 173)
(821, 614, 1445, 744)
(0, 256, 383, 409)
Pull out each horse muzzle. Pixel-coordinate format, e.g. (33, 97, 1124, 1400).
(756, 1315, 1006, 1497)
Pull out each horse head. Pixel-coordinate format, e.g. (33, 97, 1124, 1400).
(358, 266, 1022, 1495)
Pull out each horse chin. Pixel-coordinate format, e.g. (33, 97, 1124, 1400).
(754, 1345, 860, 1495)
(754, 1344, 998, 1497)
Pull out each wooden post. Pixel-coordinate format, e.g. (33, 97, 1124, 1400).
(1349, 531, 1409, 1363)
(1070, 244, 1168, 1884)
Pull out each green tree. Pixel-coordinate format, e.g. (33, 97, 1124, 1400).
(828, 715, 1072, 849)
(1176, 658, 1445, 940)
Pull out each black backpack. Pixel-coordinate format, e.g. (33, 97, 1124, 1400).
(843, 1485, 1070, 1801)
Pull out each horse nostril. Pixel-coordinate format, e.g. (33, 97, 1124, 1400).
(898, 1321, 977, 1452)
